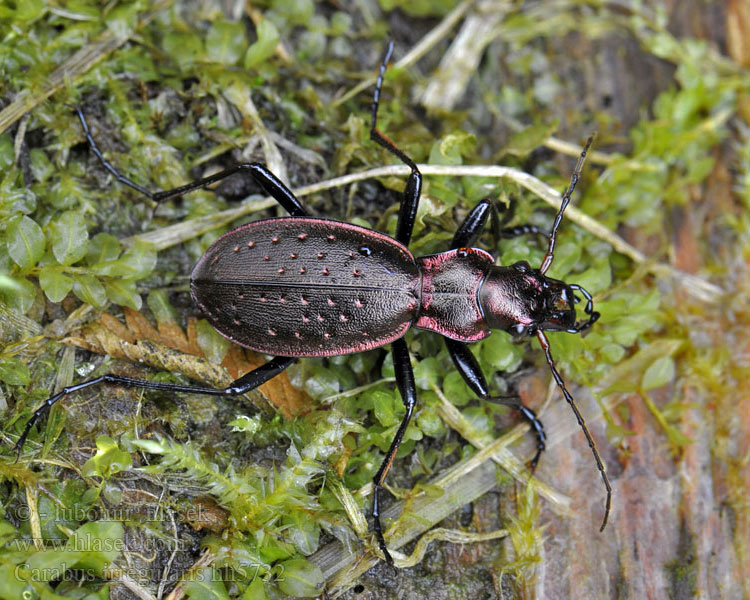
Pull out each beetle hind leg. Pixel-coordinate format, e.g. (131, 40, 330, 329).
(75, 107, 306, 216)
(14, 357, 295, 461)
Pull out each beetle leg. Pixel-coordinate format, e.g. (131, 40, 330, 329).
(370, 41, 423, 247)
(372, 337, 416, 565)
(444, 338, 547, 469)
(497, 193, 548, 239)
(14, 357, 295, 461)
(499, 223, 550, 239)
(451, 199, 493, 249)
(452, 199, 549, 250)
(75, 107, 306, 216)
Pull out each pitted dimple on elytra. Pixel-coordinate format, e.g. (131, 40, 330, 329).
(271, 236, 280, 244)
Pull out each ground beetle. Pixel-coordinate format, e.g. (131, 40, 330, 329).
(15, 42, 610, 564)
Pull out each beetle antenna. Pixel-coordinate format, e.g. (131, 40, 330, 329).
(539, 135, 594, 275)
(536, 330, 611, 530)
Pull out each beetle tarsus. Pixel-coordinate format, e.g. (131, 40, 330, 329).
(500, 224, 550, 239)
(370, 41, 423, 247)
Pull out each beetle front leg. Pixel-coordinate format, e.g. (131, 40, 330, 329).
(372, 337, 417, 565)
(444, 338, 547, 469)
(14, 357, 295, 460)
(76, 108, 307, 216)
(451, 199, 494, 249)
(452, 198, 550, 250)
(370, 41, 423, 247)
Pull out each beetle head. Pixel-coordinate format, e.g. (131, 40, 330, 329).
(533, 271, 599, 335)
(479, 261, 599, 336)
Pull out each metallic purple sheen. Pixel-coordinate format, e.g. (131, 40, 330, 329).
(478, 265, 545, 331)
(415, 248, 494, 341)
(191, 217, 421, 357)
(191, 218, 562, 357)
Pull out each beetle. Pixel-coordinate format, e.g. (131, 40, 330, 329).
(14, 42, 610, 565)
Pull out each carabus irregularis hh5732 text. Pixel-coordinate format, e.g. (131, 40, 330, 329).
(14, 41, 609, 565)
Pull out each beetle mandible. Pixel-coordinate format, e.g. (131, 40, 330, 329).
(14, 41, 609, 565)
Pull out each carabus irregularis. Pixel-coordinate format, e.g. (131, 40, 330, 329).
(14, 42, 609, 564)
